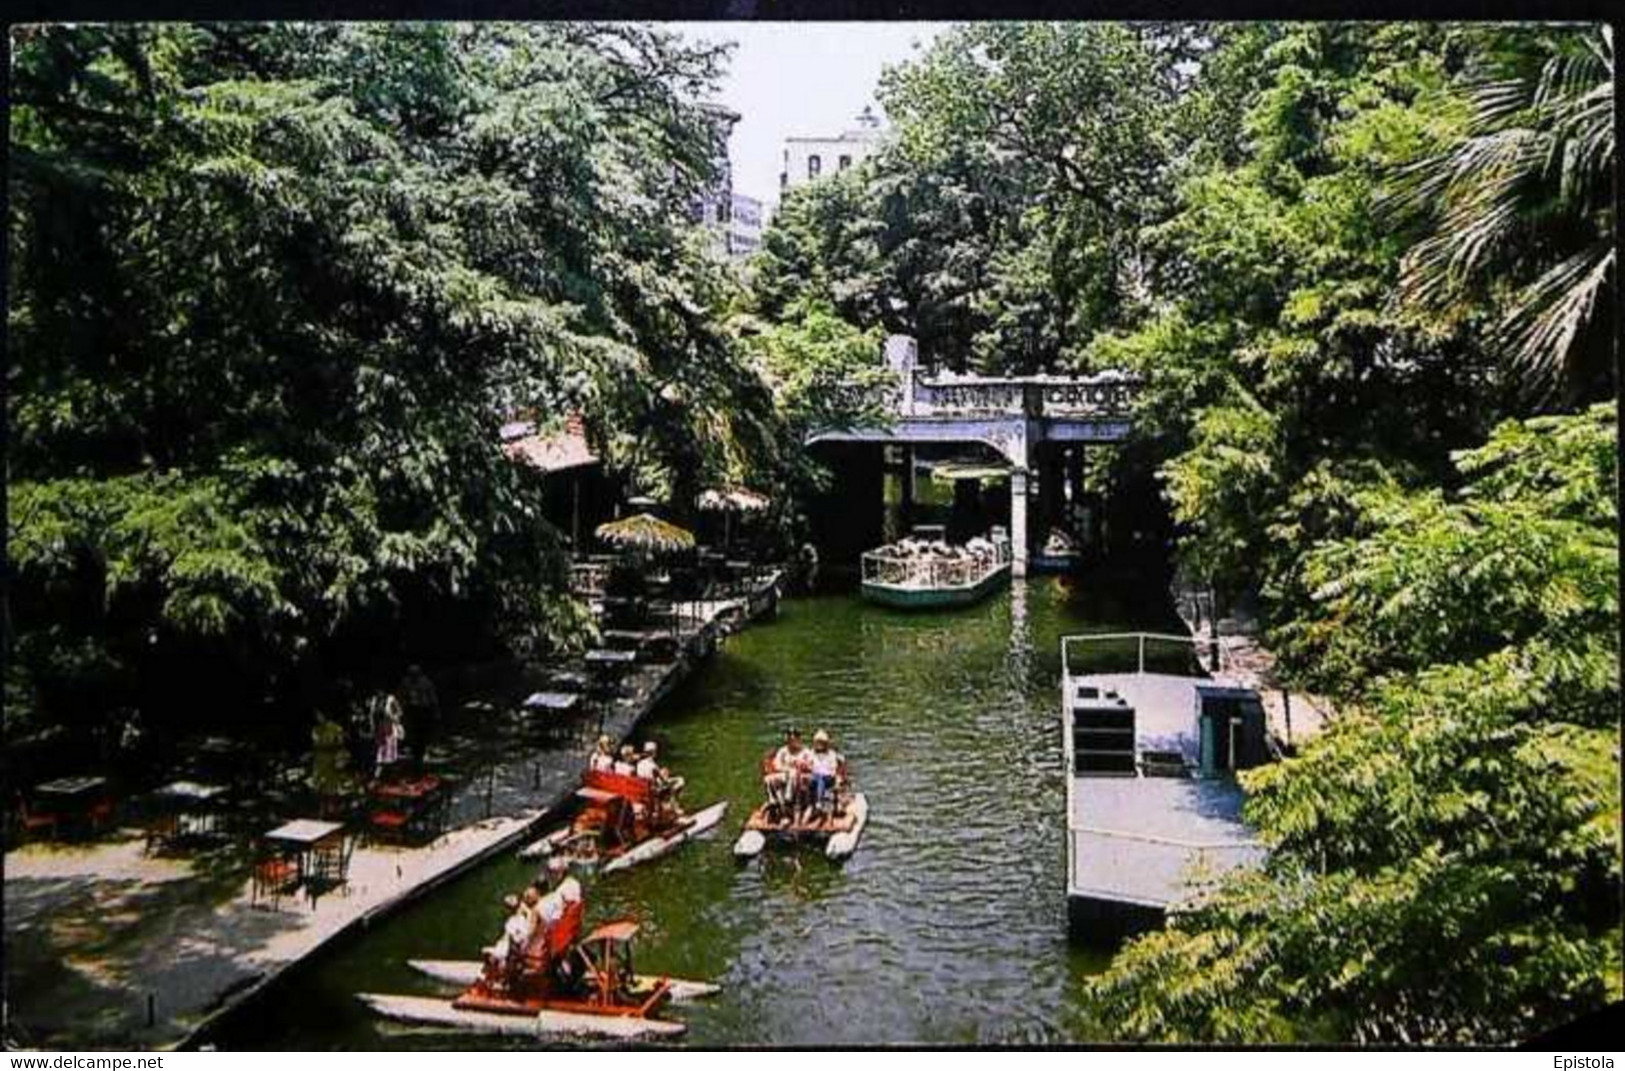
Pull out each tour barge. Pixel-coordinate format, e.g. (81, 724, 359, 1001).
(860, 528, 1012, 610)
(1061, 632, 1271, 941)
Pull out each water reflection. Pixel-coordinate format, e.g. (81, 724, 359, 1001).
(230, 572, 1178, 1047)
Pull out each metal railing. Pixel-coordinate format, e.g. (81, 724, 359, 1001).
(1060, 631, 1237, 678)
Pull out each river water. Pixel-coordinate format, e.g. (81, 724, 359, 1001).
(230, 572, 1184, 1047)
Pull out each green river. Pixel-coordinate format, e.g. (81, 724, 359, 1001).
(229, 572, 1184, 1047)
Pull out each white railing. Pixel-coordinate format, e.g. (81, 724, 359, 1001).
(1060, 631, 1237, 678)
(861, 540, 1012, 590)
(904, 373, 1140, 419)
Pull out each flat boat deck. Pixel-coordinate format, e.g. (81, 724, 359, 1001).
(1063, 669, 1267, 938)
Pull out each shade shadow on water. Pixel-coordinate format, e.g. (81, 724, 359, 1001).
(227, 571, 1182, 1047)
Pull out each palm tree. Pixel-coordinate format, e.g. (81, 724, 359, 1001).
(1391, 25, 1615, 403)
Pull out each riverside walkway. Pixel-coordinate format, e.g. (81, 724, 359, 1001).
(2, 575, 782, 1051)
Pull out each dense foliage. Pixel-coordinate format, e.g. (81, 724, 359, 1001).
(744, 20, 1619, 1043)
(6, 23, 790, 735)
(1086, 403, 1619, 1043)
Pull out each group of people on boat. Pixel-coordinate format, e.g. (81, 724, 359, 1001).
(761, 727, 846, 826)
(871, 533, 1003, 564)
(587, 736, 685, 796)
(483, 855, 584, 984)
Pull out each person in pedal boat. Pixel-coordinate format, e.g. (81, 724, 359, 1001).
(634, 741, 660, 780)
(807, 729, 844, 822)
(613, 744, 638, 776)
(534, 856, 583, 931)
(767, 727, 813, 825)
(588, 735, 615, 774)
(484, 893, 533, 973)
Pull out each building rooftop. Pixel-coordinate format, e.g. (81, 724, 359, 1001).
(501, 414, 599, 474)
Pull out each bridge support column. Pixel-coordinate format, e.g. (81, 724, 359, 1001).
(1010, 468, 1029, 578)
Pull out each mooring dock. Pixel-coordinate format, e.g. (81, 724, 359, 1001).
(1061, 636, 1271, 939)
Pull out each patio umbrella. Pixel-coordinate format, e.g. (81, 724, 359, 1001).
(697, 488, 771, 550)
(595, 513, 697, 555)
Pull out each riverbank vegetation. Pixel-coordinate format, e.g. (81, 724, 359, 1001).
(746, 21, 1618, 1043)
(6, 24, 874, 742)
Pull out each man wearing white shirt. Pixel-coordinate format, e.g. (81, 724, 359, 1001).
(634, 742, 660, 780)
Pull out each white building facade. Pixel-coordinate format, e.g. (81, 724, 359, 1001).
(780, 106, 884, 192)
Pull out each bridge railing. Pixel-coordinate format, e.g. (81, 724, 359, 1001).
(904, 372, 1140, 419)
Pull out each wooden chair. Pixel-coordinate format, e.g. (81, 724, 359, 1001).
(251, 851, 301, 910)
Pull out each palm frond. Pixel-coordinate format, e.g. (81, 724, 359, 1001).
(1388, 26, 1615, 394)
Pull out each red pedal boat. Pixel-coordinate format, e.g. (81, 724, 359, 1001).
(519, 769, 727, 874)
(357, 901, 717, 1040)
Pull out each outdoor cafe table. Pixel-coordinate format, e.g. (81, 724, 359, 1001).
(584, 647, 638, 700)
(369, 775, 451, 840)
(263, 818, 346, 883)
(36, 775, 108, 801)
(147, 780, 230, 848)
(35, 776, 110, 835)
(522, 691, 582, 714)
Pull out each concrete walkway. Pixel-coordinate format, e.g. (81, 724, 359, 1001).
(1171, 585, 1336, 749)
(3, 575, 782, 1051)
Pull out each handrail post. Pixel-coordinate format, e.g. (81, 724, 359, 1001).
(1137, 634, 1145, 674)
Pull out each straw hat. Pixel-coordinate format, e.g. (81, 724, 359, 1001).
(503, 894, 520, 909)
(643, 741, 658, 755)
(813, 729, 830, 745)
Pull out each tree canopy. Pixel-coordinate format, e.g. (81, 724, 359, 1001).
(6, 23, 787, 733)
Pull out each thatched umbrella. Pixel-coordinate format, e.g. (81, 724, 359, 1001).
(697, 488, 770, 551)
(595, 513, 696, 555)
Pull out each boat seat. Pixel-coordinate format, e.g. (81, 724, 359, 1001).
(581, 769, 654, 806)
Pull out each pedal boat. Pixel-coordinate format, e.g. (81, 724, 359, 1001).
(519, 769, 726, 874)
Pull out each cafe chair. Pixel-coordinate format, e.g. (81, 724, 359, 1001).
(367, 807, 412, 845)
(13, 793, 62, 842)
(250, 850, 301, 911)
(86, 796, 117, 834)
(306, 835, 355, 899)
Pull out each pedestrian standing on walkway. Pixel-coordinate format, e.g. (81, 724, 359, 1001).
(372, 690, 406, 780)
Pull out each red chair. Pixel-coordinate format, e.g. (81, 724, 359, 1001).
(86, 796, 116, 834)
(367, 808, 411, 844)
(14, 794, 62, 842)
(251, 853, 301, 910)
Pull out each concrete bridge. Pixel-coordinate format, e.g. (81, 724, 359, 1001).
(809, 336, 1141, 577)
